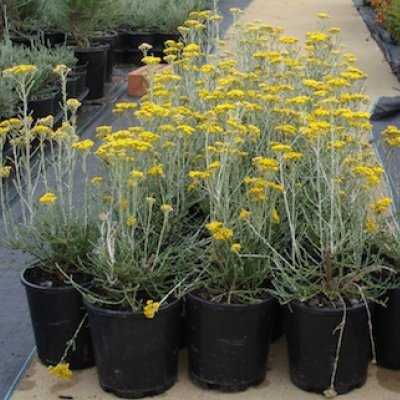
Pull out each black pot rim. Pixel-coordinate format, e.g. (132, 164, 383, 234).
(84, 296, 181, 318)
(21, 266, 77, 294)
(187, 291, 274, 310)
(290, 300, 369, 315)
(72, 43, 110, 53)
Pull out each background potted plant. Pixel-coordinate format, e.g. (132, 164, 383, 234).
(0, 0, 43, 45)
(42, 0, 113, 99)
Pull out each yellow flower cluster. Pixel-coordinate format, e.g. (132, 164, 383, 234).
(3, 64, 38, 76)
(47, 363, 72, 379)
(71, 139, 94, 152)
(369, 198, 392, 214)
(39, 192, 57, 205)
(143, 300, 160, 319)
(206, 221, 234, 241)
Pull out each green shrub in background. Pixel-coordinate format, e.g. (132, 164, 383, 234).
(0, 41, 76, 117)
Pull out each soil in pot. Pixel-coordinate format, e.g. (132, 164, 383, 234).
(286, 300, 371, 395)
(21, 267, 94, 369)
(374, 288, 400, 369)
(85, 297, 182, 398)
(186, 292, 275, 392)
(74, 43, 109, 100)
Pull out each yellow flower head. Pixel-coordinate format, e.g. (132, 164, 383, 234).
(130, 170, 145, 180)
(53, 64, 71, 76)
(160, 203, 173, 215)
(239, 209, 252, 220)
(283, 152, 304, 161)
(271, 144, 292, 152)
(37, 115, 54, 128)
(230, 7, 243, 15)
(271, 208, 280, 224)
(66, 98, 82, 111)
(113, 102, 138, 113)
(369, 198, 392, 214)
(146, 197, 156, 206)
(365, 218, 378, 233)
(71, 139, 94, 152)
(148, 164, 164, 177)
(138, 42, 153, 53)
(230, 243, 242, 254)
(48, 363, 72, 379)
(39, 192, 57, 205)
(0, 166, 12, 178)
(91, 176, 103, 184)
(252, 157, 279, 172)
(127, 216, 137, 227)
(3, 64, 38, 77)
(206, 221, 234, 241)
(188, 170, 212, 180)
(142, 56, 161, 65)
(144, 300, 160, 319)
(207, 161, 221, 170)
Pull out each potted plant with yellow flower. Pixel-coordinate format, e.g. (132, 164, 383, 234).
(185, 136, 286, 391)
(72, 115, 204, 398)
(0, 64, 98, 370)
(255, 20, 394, 396)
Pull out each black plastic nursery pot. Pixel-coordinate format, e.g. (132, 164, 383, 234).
(154, 32, 180, 48)
(186, 292, 275, 392)
(74, 43, 109, 100)
(286, 301, 371, 395)
(28, 92, 56, 120)
(271, 298, 284, 342)
(85, 298, 182, 398)
(93, 30, 118, 82)
(42, 31, 66, 47)
(125, 28, 157, 51)
(70, 65, 88, 98)
(21, 267, 95, 369)
(374, 288, 400, 369)
(66, 75, 79, 99)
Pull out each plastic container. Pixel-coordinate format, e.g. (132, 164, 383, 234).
(186, 293, 275, 392)
(85, 298, 181, 398)
(74, 43, 109, 100)
(374, 288, 400, 369)
(21, 267, 94, 369)
(286, 301, 371, 394)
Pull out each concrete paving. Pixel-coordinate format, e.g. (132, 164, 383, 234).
(8, 0, 400, 399)
(12, 341, 400, 399)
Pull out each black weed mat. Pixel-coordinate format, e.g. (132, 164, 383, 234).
(371, 97, 400, 214)
(354, 0, 400, 80)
